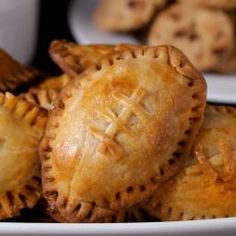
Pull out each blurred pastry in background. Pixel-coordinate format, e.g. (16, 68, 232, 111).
(148, 4, 235, 72)
(0, 92, 47, 220)
(143, 105, 236, 221)
(178, 0, 236, 10)
(94, 0, 167, 32)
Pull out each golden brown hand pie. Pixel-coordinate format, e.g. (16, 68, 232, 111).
(0, 48, 43, 92)
(148, 4, 235, 72)
(49, 40, 114, 77)
(40, 44, 206, 222)
(178, 0, 236, 9)
(0, 92, 47, 220)
(143, 105, 236, 220)
(94, 0, 167, 32)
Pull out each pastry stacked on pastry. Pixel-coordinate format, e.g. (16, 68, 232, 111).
(0, 40, 235, 223)
(94, 0, 236, 73)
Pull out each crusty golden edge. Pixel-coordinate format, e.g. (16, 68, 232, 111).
(143, 104, 236, 221)
(40, 45, 206, 222)
(0, 92, 48, 220)
(49, 40, 114, 78)
(20, 88, 58, 111)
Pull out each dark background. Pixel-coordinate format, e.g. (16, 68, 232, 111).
(32, 0, 74, 73)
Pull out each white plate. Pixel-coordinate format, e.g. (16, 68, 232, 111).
(68, 0, 236, 104)
(1, 218, 236, 236)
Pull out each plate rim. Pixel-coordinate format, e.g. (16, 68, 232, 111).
(1, 217, 236, 235)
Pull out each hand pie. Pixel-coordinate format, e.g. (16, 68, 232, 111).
(40, 44, 206, 222)
(143, 105, 236, 220)
(0, 92, 47, 220)
(0, 48, 43, 92)
(94, 0, 166, 32)
(148, 4, 235, 72)
(49, 40, 114, 77)
(20, 74, 72, 110)
(178, 0, 236, 9)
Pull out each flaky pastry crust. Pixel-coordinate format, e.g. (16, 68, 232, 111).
(0, 92, 47, 220)
(40, 44, 206, 222)
(144, 105, 236, 220)
(20, 88, 58, 111)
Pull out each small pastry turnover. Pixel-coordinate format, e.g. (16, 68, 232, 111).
(0, 92, 47, 220)
(144, 105, 236, 220)
(40, 43, 206, 222)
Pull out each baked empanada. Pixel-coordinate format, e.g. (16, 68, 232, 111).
(0, 92, 47, 220)
(94, 0, 166, 32)
(144, 105, 236, 220)
(49, 40, 114, 77)
(148, 4, 235, 72)
(40, 44, 206, 222)
(0, 48, 43, 92)
(178, 0, 236, 9)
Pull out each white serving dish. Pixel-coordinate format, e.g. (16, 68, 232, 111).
(1, 217, 236, 236)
